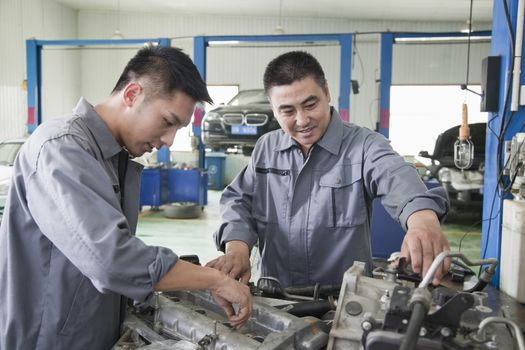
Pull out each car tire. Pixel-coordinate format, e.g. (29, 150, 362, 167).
(163, 202, 202, 219)
(242, 146, 254, 157)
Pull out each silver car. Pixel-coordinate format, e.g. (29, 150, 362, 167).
(0, 139, 25, 221)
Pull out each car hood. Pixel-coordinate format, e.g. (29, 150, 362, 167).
(210, 104, 273, 114)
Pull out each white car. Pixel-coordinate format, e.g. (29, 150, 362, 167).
(0, 139, 25, 221)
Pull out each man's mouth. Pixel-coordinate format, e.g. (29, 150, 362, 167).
(297, 126, 314, 134)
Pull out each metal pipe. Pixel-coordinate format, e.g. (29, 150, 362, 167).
(511, 0, 525, 111)
(478, 317, 525, 350)
(419, 251, 497, 289)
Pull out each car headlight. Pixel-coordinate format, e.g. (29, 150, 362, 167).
(203, 112, 221, 122)
(438, 167, 452, 183)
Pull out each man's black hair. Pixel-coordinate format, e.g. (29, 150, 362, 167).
(112, 45, 212, 104)
(263, 51, 327, 93)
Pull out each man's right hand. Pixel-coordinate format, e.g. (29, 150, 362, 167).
(211, 275, 252, 329)
(206, 240, 251, 284)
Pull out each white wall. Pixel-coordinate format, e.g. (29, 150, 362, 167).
(0, 5, 491, 140)
(0, 0, 78, 140)
(78, 11, 491, 129)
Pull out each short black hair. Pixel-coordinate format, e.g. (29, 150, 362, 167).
(263, 51, 327, 93)
(112, 45, 212, 104)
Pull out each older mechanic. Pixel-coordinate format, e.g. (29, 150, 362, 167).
(0, 46, 251, 350)
(207, 51, 450, 288)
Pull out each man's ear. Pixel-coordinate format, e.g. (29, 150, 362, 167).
(122, 82, 142, 107)
(323, 82, 331, 103)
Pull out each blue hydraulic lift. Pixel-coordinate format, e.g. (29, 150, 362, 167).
(26, 37, 173, 165)
(480, 0, 525, 287)
(26, 38, 169, 133)
(192, 34, 353, 169)
(378, 31, 491, 138)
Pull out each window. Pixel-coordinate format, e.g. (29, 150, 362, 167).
(170, 85, 239, 151)
(389, 85, 487, 158)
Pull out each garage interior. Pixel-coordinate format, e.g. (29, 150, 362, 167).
(1, 0, 525, 349)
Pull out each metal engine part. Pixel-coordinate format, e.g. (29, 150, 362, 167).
(112, 252, 524, 350)
(327, 260, 522, 350)
(113, 289, 329, 350)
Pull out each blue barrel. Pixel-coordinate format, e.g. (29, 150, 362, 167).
(206, 152, 227, 190)
(139, 168, 169, 207)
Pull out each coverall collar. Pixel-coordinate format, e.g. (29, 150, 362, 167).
(274, 106, 344, 156)
(73, 97, 123, 160)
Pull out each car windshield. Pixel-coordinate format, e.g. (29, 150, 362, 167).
(0, 142, 23, 166)
(228, 90, 269, 106)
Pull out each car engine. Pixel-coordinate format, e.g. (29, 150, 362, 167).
(112, 252, 525, 350)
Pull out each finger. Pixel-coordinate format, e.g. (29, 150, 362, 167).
(408, 237, 423, 274)
(240, 270, 251, 284)
(228, 264, 242, 280)
(400, 239, 411, 265)
(420, 238, 434, 279)
(210, 257, 226, 270)
(232, 304, 251, 329)
(205, 258, 218, 268)
(218, 261, 233, 275)
(218, 301, 235, 319)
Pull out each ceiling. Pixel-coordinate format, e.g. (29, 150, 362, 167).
(55, 0, 494, 22)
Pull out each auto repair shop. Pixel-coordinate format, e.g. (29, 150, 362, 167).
(1, 0, 525, 349)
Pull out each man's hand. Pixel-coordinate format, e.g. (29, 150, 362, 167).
(154, 260, 252, 330)
(401, 209, 450, 285)
(211, 274, 252, 330)
(206, 240, 251, 284)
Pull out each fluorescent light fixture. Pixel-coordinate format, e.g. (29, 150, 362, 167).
(208, 40, 242, 46)
(394, 36, 490, 44)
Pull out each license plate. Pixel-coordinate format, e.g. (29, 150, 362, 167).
(231, 125, 257, 135)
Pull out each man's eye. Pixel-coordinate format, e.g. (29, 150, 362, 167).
(305, 103, 316, 110)
(164, 118, 173, 127)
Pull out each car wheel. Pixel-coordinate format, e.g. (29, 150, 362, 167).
(163, 202, 203, 219)
(242, 146, 254, 157)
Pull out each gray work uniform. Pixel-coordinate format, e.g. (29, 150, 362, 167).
(215, 107, 448, 288)
(0, 98, 178, 349)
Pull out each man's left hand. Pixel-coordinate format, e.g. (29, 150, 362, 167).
(400, 209, 450, 285)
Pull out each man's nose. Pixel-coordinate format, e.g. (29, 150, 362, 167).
(295, 109, 309, 127)
(160, 128, 177, 148)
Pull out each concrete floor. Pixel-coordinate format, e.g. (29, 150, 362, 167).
(137, 190, 482, 272)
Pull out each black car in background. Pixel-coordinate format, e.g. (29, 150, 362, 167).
(202, 89, 280, 156)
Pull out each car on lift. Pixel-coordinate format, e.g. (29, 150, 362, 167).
(201, 89, 280, 156)
(0, 138, 26, 222)
(418, 122, 486, 220)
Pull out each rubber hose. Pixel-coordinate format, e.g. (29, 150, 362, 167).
(399, 302, 428, 350)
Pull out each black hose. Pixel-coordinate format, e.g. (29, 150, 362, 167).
(276, 300, 333, 318)
(399, 302, 428, 350)
(464, 280, 488, 293)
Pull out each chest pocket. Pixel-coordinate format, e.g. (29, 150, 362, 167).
(252, 166, 290, 223)
(319, 164, 367, 228)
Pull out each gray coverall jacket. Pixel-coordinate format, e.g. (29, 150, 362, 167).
(0, 98, 178, 349)
(215, 108, 448, 288)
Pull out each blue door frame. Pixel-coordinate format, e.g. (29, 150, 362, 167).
(25, 38, 170, 134)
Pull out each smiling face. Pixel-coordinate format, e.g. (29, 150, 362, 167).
(118, 82, 196, 157)
(268, 75, 331, 156)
